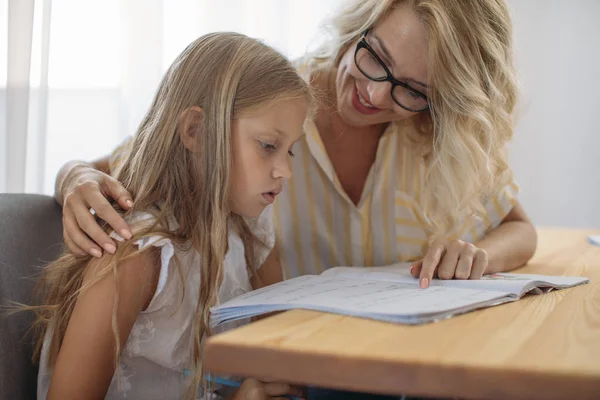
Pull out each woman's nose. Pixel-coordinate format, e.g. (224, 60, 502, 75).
(367, 81, 392, 108)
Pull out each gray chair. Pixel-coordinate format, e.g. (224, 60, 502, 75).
(0, 194, 64, 399)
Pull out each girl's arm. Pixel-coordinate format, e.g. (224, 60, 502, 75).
(47, 249, 160, 400)
(250, 247, 283, 290)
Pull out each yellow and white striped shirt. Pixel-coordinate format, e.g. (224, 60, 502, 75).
(273, 118, 518, 279)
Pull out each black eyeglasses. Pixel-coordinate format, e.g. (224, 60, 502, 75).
(354, 30, 429, 112)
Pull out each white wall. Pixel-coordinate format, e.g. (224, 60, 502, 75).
(507, 0, 600, 228)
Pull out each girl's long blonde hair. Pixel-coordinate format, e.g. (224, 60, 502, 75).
(31, 32, 311, 398)
(307, 0, 517, 238)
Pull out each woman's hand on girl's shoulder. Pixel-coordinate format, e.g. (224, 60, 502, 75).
(61, 163, 133, 258)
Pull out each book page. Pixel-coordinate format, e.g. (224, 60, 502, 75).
(471, 273, 589, 296)
(214, 275, 508, 318)
(320, 265, 589, 297)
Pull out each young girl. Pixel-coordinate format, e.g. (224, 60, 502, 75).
(32, 32, 311, 400)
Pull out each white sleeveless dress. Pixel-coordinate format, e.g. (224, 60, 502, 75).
(37, 206, 274, 399)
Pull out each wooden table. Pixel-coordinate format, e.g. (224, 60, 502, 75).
(205, 229, 600, 400)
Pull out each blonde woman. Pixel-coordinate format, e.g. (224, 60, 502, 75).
(55, 0, 536, 290)
(32, 32, 311, 399)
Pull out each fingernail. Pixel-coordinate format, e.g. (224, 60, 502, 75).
(409, 265, 414, 274)
(105, 244, 117, 254)
(120, 229, 132, 240)
(420, 277, 429, 289)
(90, 248, 102, 258)
(126, 199, 134, 208)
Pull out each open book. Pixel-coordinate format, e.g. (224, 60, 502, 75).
(210, 264, 589, 326)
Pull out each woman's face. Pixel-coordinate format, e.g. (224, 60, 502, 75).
(335, 3, 430, 127)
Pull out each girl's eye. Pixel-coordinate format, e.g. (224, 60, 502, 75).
(288, 150, 295, 157)
(258, 141, 276, 152)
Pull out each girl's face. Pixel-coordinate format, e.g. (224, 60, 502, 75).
(335, 3, 430, 127)
(229, 97, 308, 218)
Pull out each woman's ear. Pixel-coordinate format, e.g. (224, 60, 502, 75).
(178, 106, 204, 152)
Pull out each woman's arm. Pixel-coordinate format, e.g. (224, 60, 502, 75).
(55, 155, 134, 257)
(474, 201, 537, 274)
(412, 201, 537, 288)
(54, 156, 112, 205)
(47, 250, 160, 400)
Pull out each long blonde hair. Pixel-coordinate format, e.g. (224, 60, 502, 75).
(307, 0, 517, 238)
(31, 32, 311, 398)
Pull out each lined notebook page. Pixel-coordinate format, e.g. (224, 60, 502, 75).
(215, 275, 507, 316)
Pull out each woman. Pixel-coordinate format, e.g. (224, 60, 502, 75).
(55, 0, 536, 289)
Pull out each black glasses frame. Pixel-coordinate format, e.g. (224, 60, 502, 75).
(354, 30, 429, 112)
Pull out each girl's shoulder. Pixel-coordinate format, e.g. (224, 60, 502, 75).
(109, 209, 182, 312)
(113, 208, 180, 246)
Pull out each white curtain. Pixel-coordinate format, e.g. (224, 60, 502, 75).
(0, 0, 343, 194)
(2, 0, 49, 193)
